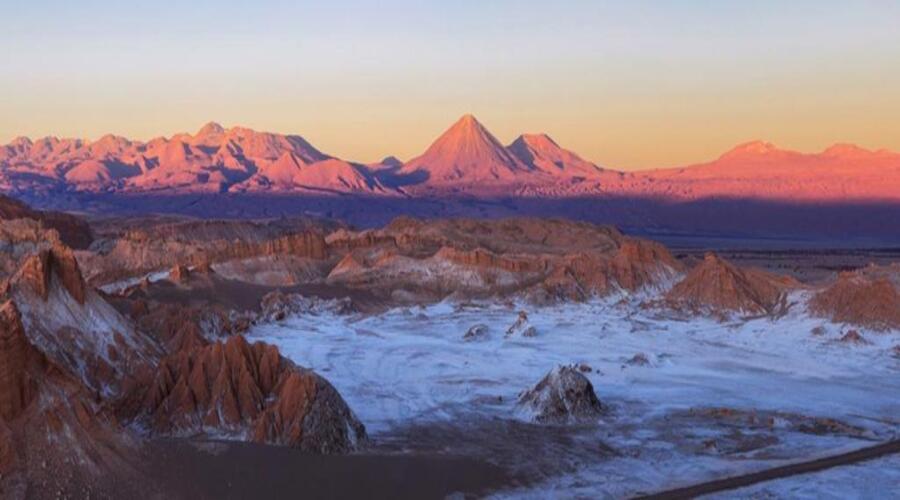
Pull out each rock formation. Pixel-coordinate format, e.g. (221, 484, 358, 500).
(79, 217, 336, 286)
(132, 335, 365, 453)
(325, 217, 682, 303)
(0, 302, 41, 423)
(505, 311, 537, 338)
(258, 291, 353, 322)
(517, 365, 605, 424)
(12, 243, 87, 304)
(463, 324, 489, 341)
(0, 299, 143, 496)
(809, 265, 900, 331)
(838, 330, 870, 345)
(666, 252, 797, 316)
(0, 194, 92, 249)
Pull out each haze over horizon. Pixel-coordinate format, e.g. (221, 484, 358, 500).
(3, 1, 900, 170)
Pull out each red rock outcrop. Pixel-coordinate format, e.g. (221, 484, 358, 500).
(435, 246, 549, 274)
(0, 194, 93, 249)
(0, 301, 42, 422)
(0, 421, 14, 475)
(11, 243, 87, 304)
(6, 236, 160, 399)
(810, 267, 900, 331)
(80, 218, 333, 286)
(326, 217, 682, 303)
(666, 252, 797, 315)
(134, 335, 365, 453)
(0, 299, 142, 492)
(11, 251, 51, 301)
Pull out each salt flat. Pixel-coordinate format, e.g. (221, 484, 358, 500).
(249, 292, 900, 498)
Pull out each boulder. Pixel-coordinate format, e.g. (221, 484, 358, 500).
(517, 365, 604, 424)
(463, 324, 489, 341)
(838, 330, 870, 345)
(505, 311, 533, 338)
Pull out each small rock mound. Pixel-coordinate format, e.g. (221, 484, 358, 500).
(625, 353, 651, 367)
(838, 330, 870, 345)
(259, 291, 354, 322)
(810, 269, 900, 331)
(168, 264, 191, 284)
(517, 365, 604, 424)
(463, 324, 489, 341)
(667, 252, 795, 316)
(134, 335, 366, 453)
(505, 311, 537, 337)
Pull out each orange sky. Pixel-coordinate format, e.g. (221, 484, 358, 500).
(2, 1, 900, 170)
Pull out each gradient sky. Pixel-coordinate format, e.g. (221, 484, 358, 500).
(2, 1, 900, 169)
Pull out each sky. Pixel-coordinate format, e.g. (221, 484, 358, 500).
(2, 0, 900, 170)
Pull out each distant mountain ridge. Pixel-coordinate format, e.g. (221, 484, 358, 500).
(2, 115, 899, 203)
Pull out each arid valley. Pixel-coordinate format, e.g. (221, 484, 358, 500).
(0, 144, 897, 497)
(4, 2, 900, 496)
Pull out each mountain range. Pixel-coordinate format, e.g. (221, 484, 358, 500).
(2, 115, 899, 242)
(4, 114, 899, 201)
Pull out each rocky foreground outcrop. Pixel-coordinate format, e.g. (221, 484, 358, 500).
(0, 208, 370, 496)
(4, 227, 160, 398)
(810, 265, 900, 331)
(0, 300, 142, 498)
(126, 335, 365, 453)
(517, 365, 605, 424)
(11, 241, 87, 304)
(666, 252, 798, 316)
(0, 302, 41, 423)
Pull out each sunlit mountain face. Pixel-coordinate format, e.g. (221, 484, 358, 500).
(3, 115, 899, 200)
(3, 115, 899, 243)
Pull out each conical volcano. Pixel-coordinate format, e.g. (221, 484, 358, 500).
(508, 133, 603, 178)
(401, 114, 531, 185)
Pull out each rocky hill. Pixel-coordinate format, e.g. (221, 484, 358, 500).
(0, 211, 368, 497)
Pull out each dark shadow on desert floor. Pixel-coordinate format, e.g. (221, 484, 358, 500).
(140, 439, 516, 500)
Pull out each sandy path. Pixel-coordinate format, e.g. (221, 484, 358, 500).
(634, 439, 900, 499)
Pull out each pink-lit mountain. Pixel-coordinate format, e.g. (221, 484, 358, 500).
(602, 140, 900, 202)
(2, 115, 899, 203)
(0, 122, 381, 195)
(399, 114, 533, 185)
